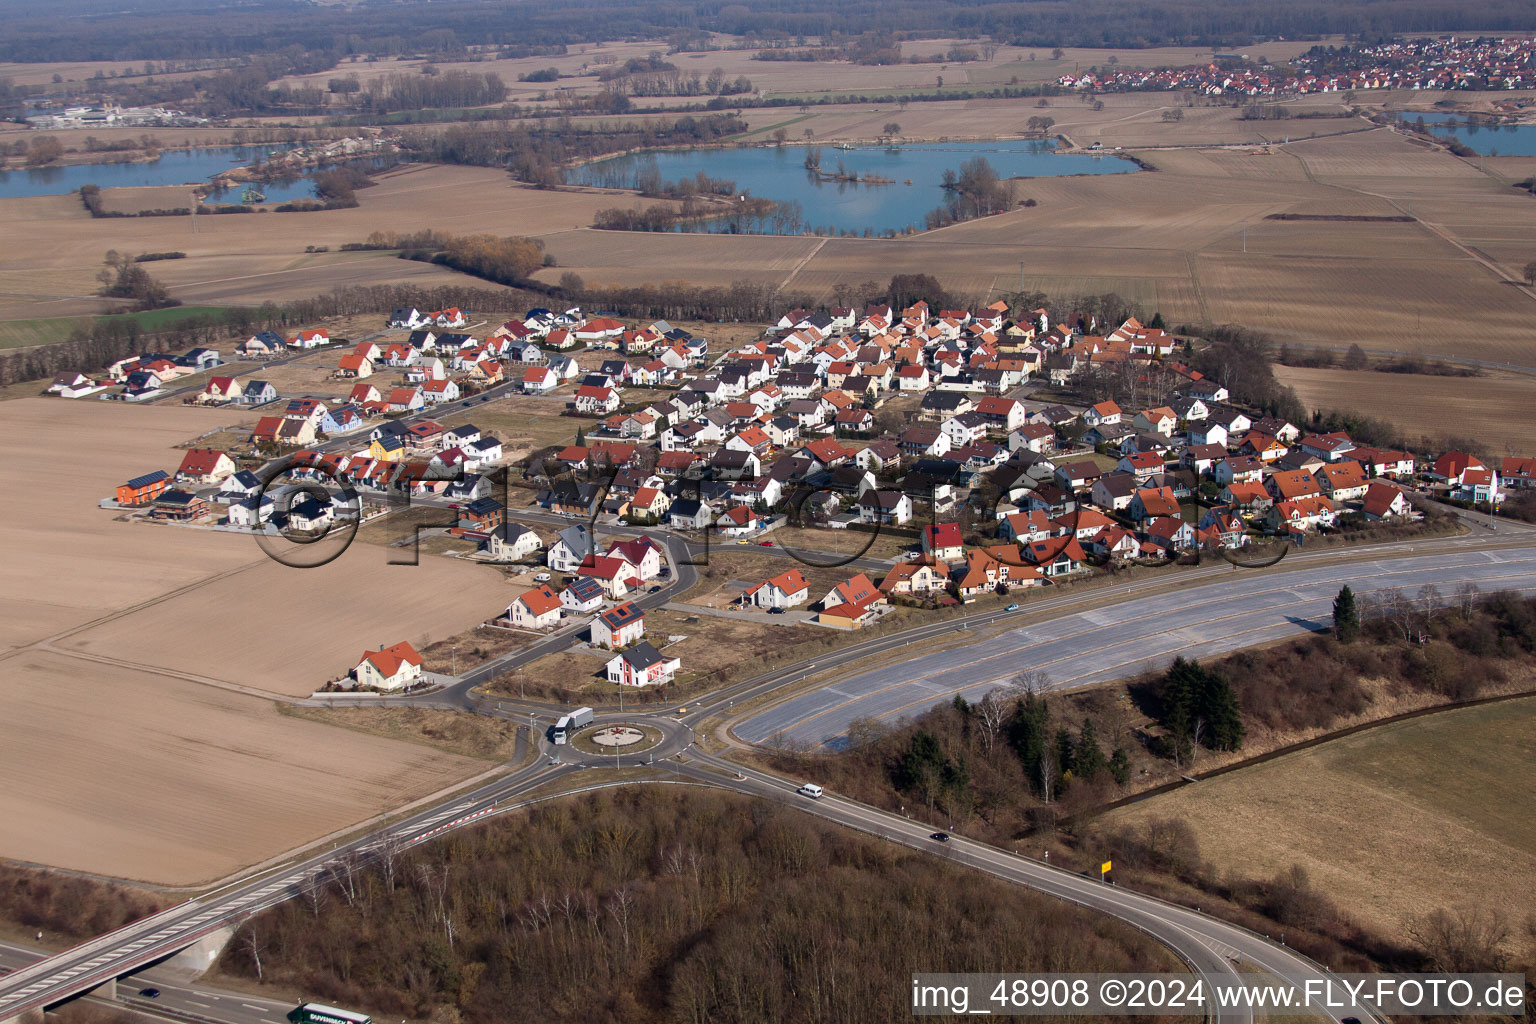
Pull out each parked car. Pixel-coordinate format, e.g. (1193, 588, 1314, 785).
(767, 607, 786, 615)
(534, 572, 551, 583)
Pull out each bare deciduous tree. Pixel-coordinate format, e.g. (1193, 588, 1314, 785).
(244, 928, 263, 981)
(1408, 907, 1512, 972)
(1038, 753, 1057, 804)
(1455, 581, 1481, 620)
(975, 692, 1008, 759)
(1008, 668, 1052, 699)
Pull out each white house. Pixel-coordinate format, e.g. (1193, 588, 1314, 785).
(605, 641, 679, 687)
(351, 641, 423, 692)
(506, 584, 564, 630)
(547, 525, 595, 573)
(481, 522, 540, 562)
(742, 569, 810, 609)
(591, 601, 645, 649)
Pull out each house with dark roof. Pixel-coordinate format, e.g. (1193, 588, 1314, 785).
(592, 601, 645, 649)
(605, 641, 679, 687)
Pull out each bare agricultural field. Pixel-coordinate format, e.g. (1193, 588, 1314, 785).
(0, 398, 259, 652)
(1272, 364, 1535, 454)
(531, 228, 820, 291)
(1193, 252, 1536, 365)
(1103, 698, 1536, 956)
(0, 650, 487, 886)
(0, 165, 665, 318)
(58, 552, 516, 697)
(1289, 127, 1486, 181)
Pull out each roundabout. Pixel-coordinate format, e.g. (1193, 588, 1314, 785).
(557, 719, 683, 764)
(590, 725, 646, 747)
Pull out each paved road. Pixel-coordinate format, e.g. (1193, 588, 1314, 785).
(0, 939, 291, 1024)
(671, 752, 1377, 1024)
(738, 544, 1536, 749)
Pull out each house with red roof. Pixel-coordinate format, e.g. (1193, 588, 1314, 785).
(337, 353, 373, 378)
(522, 366, 559, 393)
(718, 504, 761, 537)
(176, 448, 236, 485)
(1501, 456, 1536, 491)
(1083, 400, 1122, 427)
(421, 378, 461, 404)
(506, 584, 565, 630)
(578, 554, 640, 599)
(922, 522, 964, 560)
(743, 569, 810, 609)
(1362, 481, 1412, 521)
(1020, 535, 1088, 577)
(819, 573, 883, 613)
(351, 641, 423, 692)
(200, 376, 242, 403)
(1428, 450, 1485, 486)
(388, 387, 425, 413)
(574, 385, 621, 414)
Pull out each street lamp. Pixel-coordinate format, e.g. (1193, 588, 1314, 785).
(450, 645, 457, 677)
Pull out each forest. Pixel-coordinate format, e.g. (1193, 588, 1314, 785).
(216, 787, 1180, 1024)
(4, 0, 1535, 64)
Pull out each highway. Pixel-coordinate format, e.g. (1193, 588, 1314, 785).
(0, 939, 292, 1024)
(738, 543, 1536, 749)
(671, 751, 1370, 1024)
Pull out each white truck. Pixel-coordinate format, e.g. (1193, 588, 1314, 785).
(552, 706, 595, 744)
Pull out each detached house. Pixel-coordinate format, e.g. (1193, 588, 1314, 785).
(176, 448, 236, 485)
(351, 641, 423, 692)
(592, 602, 645, 649)
(606, 641, 679, 687)
(506, 585, 565, 630)
(921, 522, 965, 561)
(743, 569, 810, 609)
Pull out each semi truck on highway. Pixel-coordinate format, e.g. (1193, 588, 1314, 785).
(288, 1004, 371, 1024)
(552, 706, 594, 744)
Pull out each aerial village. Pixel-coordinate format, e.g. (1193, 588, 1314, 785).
(70, 295, 1534, 694)
(1059, 34, 1536, 95)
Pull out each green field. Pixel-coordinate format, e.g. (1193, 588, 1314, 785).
(0, 306, 232, 350)
(1106, 697, 1536, 952)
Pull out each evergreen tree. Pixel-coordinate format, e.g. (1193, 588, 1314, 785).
(1199, 669, 1245, 751)
(1055, 726, 1075, 778)
(1108, 746, 1131, 785)
(1075, 718, 1107, 781)
(574, 426, 586, 446)
(1148, 311, 1166, 330)
(1008, 694, 1051, 796)
(1334, 584, 1360, 643)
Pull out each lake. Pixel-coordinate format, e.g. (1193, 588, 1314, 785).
(567, 139, 1137, 235)
(0, 146, 319, 203)
(1399, 112, 1536, 156)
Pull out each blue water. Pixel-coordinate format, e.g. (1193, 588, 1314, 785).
(1399, 112, 1536, 156)
(0, 146, 315, 202)
(569, 139, 1137, 234)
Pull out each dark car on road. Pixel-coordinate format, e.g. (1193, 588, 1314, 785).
(929, 832, 950, 843)
(138, 988, 161, 999)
